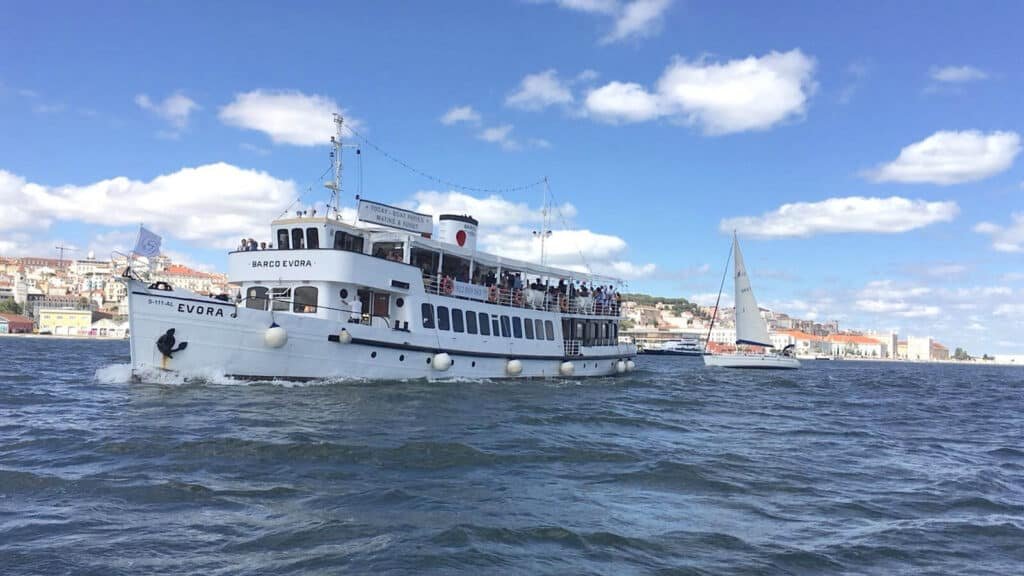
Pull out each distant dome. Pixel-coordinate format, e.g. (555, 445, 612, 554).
(87, 250, 95, 260)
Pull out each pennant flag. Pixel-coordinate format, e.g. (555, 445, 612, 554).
(133, 226, 162, 258)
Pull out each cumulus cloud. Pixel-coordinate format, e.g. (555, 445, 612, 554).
(219, 90, 360, 146)
(506, 70, 574, 110)
(440, 105, 481, 126)
(135, 92, 199, 132)
(975, 213, 1024, 252)
(866, 130, 1020, 185)
(406, 190, 653, 278)
(583, 49, 817, 134)
(719, 196, 958, 238)
(477, 124, 520, 150)
(930, 65, 988, 83)
(0, 164, 296, 249)
(602, 0, 673, 44)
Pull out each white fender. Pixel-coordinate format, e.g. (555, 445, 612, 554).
(615, 360, 626, 374)
(338, 328, 352, 344)
(264, 325, 288, 348)
(626, 360, 636, 371)
(432, 353, 452, 371)
(559, 361, 575, 376)
(506, 359, 523, 376)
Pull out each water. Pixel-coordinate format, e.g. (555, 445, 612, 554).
(2, 337, 1022, 575)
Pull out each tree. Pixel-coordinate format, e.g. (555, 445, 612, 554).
(0, 300, 22, 315)
(953, 347, 971, 361)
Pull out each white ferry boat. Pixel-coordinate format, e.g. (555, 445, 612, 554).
(125, 116, 637, 382)
(639, 337, 705, 356)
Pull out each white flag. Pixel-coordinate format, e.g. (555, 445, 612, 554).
(133, 226, 162, 258)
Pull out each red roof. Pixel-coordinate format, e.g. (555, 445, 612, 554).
(0, 313, 33, 327)
(828, 334, 882, 345)
(777, 329, 825, 341)
(163, 264, 208, 277)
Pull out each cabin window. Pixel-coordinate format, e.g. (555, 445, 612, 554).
(411, 247, 440, 278)
(545, 320, 555, 341)
(334, 231, 364, 253)
(473, 263, 498, 286)
(306, 228, 319, 249)
(291, 228, 305, 250)
(512, 317, 523, 339)
(492, 317, 500, 337)
(466, 311, 478, 334)
(612, 323, 618, 341)
(271, 287, 291, 311)
(500, 315, 511, 338)
(372, 241, 404, 262)
(478, 312, 490, 336)
(293, 286, 318, 313)
(277, 229, 290, 250)
(452, 308, 465, 333)
(245, 286, 268, 310)
(441, 254, 471, 283)
(422, 303, 435, 328)
(535, 319, 545, 340)
(524, 317, 534, 339)
(437, 306, 450, 331)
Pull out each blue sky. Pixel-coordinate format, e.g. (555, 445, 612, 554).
(2, 0, 1023, 354)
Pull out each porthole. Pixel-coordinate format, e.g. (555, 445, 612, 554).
(471, 361, 476, 367)
(371, 351, 377, 358)
(340, 288, 349, 299)
(396, 297, 405, 308)
(399, 354, 405, 362)
(426, 357, 432, 365)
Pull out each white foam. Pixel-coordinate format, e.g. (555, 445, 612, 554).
(94, 363, 133, 384)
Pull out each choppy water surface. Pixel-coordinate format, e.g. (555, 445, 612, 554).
(2, 337, 1022, 574)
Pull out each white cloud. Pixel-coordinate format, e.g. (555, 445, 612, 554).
(994, 304, 1024, 318)
(478, 124, 519, 150)
(925, 264, 967, 277)
(602, 0, 673, 44)
(440, 106, 481, 126)
(898, 305, 941, 318)
(219, 90, 360, 146)
(0, 164, 296, 249)
(974, 213, 1024, 252)
(855, 299, 908, 313)
(867, 130, 1020, 185)
(931, 66, 988, 83)
(406, 190, 652, 279)
(135, 91, 199, 131)
(583, 49, 817, 134)
(720, 196, 958, 238)
(506, 70, 574, 111)
(548, 0, 618, 14)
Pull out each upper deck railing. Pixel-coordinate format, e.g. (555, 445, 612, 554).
(423, 274, 622, 317)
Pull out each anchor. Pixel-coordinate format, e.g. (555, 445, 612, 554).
(156, 328, 189, 358)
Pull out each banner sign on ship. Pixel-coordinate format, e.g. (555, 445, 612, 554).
(453, 280, 489, 301)
(357, 199, 433, 235)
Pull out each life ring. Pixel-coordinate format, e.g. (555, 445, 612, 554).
(513, 289, 523, 306)
(558, 294, 568, 312)
(441, 276, 454, 295)
(487, 285, 499, 303)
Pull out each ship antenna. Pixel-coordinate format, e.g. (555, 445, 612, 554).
(325, 113, 344, 216)
(533, 177, 553, 265)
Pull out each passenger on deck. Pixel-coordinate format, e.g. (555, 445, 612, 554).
(349, 298, 362, 323)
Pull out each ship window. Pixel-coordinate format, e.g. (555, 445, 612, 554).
(441, 254, 471, 282)
(492, 317, 500, 337)
(245, 286, 268, 310)
(291, 228, 305, 250)
(422, 303, 435, 328)
(411, 247, 440, 278)
(451, 308, 465, 333)
(500, 315, 511, 338)
(512, 317, 523, 339)
(293, 286, 318, 313)
(478, 312, 490, 336)
(524, 317, 534, 339)
(535, 319, 544, 339)
(466, 310, 478, 334)
(372, 241, 404, 262)
(545, 320, 555, 341)
(333, 231, 364, 253)
(271, 287, 291, 311)
(437, 306, 450, 331)
(277, 229, 290, 250)
(306, 228, 319, 249)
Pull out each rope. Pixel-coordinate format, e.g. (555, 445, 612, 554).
(703, 239, 734, 353)
(346, 125, 545, 194)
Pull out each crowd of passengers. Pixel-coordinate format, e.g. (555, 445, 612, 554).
(435, 269, 622, 316)
(238, 238, 269, 251)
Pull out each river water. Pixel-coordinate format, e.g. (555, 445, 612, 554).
(2, 337, 1022, 574)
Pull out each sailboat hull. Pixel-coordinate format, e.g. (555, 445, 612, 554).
(703, 354, 801, 369)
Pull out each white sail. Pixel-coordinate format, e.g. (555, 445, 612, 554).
(732, 234, 772, 347)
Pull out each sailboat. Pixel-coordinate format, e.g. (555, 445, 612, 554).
(703, 233, 800, 369)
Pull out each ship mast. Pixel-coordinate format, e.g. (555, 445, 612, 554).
(325, 113, 344, 216)
(534, 177, 553, 265)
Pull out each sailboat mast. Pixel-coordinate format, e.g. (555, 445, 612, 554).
(703, 236, 734, 353)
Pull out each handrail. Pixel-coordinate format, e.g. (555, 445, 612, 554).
(422, 274, 621, 317)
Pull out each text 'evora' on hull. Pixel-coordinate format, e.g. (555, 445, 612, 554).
(125, 115, 637, 382)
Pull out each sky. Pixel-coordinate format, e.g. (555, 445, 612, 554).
(1, 0, 1023, 354)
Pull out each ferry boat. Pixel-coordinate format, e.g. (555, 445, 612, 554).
(125, 116, 637, 381)
(639, 336, 705, 356)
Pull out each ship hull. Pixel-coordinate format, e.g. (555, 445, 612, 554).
(703, 353, 801, 369)
(127, 281, 635, 382)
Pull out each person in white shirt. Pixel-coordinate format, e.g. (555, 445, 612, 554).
(349, 298, 362, 323)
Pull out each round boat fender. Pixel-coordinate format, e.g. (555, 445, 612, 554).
(615, 360, 626, 374)
(338, 328, 352, 344)
(264, 323, 288, 348)
(513, 289, 524, 306)
(441, 276, 455, 296)
(558, 295, 568, 313)
(506, 359, 523, 376)
(487, 285, 499, 303)
(626, 359, 636, 372)
(559, 361, 575, 376)
(432, 352, 453, 371)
